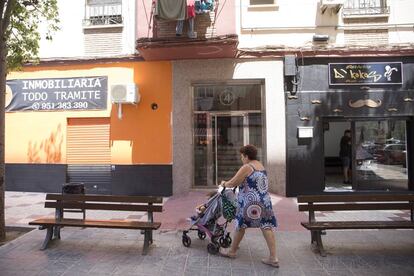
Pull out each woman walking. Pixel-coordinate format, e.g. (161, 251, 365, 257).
(219, 144, 279, 268)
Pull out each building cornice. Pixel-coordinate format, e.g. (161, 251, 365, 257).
(238, 43, 414, 58)
(23, 54, 144, 67)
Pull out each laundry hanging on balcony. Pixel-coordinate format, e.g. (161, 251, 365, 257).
(155, 0, 187, 20)
(195, 0, 214, 14)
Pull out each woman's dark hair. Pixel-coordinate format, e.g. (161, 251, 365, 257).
(239, 144, 258, 160)
(344, 129, 351, 135)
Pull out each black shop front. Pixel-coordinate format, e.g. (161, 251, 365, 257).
(286, 56, 414, 196)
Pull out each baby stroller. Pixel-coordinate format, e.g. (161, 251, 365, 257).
(182, 187, 237, 254)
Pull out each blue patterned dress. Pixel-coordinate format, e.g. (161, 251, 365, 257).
(235, 164, 277, 230)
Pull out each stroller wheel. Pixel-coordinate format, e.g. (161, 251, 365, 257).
(207, 243, 219, 255)
(226, 233, 232, 245)
(219, 236, 230, 248)
(182, 235, 191, 247)
(197, 230, 206, 240)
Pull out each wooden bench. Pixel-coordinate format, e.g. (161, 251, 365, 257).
(29, 194, 163, 255)
(298, 193, 414, 256)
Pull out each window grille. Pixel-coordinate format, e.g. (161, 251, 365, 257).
(83, 0, 123, 26)
(343, 0, 389, 17)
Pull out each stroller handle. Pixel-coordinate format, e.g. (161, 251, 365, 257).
(221, 186, 237, 195)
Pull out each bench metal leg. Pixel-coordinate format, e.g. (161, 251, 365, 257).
(53, 226, 61, 240)
(149, 230, 153, 245)
(41, 227, 53, 250)
(142, 230, 151, 255)
(311, 230, 316, 244)
(315, 230, 327, 257)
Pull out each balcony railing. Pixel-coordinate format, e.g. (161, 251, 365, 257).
(343, 0, 389, 17)
(83, 3, 123, 27)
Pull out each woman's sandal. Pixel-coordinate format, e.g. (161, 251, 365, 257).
(261, 258, 279, 268)
(219, 249, 237, 259)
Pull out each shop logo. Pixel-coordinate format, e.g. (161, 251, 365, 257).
(219, 89, 235, 106)
(329, 62, 402, 85)
(349, 99, 382, 108)
(384, 65, 398, 81)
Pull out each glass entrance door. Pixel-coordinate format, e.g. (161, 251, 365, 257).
(212, 115, 246, 186)
(192, 83, 264, 187)
(194, 113, 263, 187)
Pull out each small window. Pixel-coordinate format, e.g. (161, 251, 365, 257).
(84, 0, 123, 27)
(250, 0, 275, 5)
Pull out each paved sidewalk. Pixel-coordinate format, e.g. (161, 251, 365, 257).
(2, 191, 414, 275)
(0, 227, 413, 276)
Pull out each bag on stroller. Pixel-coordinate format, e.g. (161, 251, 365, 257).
(182, 187, 237, 254)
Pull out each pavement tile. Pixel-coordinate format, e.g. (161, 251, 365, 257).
(208, 255, 232, 268)
(231, 268, 256, 276)
(184, 266, 209, 276)
(186, 256, 208, 267)
(88, 262, 118, 275)
(317, 257, 348, 270)
(254, 268, 296, 276)
(208, 267, 231, 276)
(302, 269, 329, 276)
(339, 255, 372, 270)
(133, 263, 162, 275)
(349, 269, 385, 276)
(326, 270, 353, 276)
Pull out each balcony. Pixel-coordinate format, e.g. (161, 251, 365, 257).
(136, 0, 238, 61)
(342, 0, 389, 18)
(83, 2, 123, 28)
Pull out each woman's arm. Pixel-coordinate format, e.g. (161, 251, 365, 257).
(221, 165, 251, 188)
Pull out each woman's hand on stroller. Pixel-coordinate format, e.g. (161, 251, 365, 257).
(219, 180, 226, 188)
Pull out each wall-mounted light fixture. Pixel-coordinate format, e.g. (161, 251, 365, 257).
(403, 97, 413, 102)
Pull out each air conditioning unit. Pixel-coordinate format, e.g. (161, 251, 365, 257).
(321, 0, 344, 14)
(110, 84, 140, 104)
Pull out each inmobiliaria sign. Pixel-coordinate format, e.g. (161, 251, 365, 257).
(6, 76, 108, 112)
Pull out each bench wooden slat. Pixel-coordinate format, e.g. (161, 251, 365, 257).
(298, 203, 412, 212)
(45, 202, 163, 212)
(297, 194, 414, 203)
(301, 221, 414, 230)
(29, 218, 161, 230)
(46, 194, 163, 204)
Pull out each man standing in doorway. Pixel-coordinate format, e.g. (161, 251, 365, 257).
(340, 130, 352, 184)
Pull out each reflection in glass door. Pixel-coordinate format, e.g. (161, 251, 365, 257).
(324, 119, 409, 192)
(194, 113, 263, 187)
(213, 115, 246, 186)
(354, 120, 408, 190)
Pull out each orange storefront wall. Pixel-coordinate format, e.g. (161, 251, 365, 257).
(6, 61, 172, 165)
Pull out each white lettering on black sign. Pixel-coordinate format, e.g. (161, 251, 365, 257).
(6, 76, 107, 112)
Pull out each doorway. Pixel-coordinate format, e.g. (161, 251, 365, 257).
(194, 112, 263, 186)
(192, 83, 264, 187)
(323, 118, 409, 192)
